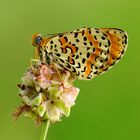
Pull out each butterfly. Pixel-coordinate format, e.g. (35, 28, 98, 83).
(32, 27, 128, 80)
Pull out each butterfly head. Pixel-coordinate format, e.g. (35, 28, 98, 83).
(32, 33, 43, 47)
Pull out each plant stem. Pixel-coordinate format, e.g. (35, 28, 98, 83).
(40, 120, 50, 140)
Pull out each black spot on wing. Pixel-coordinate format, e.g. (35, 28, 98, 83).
(75, 47, 79, 52)
(81, 67, 86, 72)
(72, 54, 75, 57)
(75, 55, 79, 59)
(76, 39, 79, 42)
(108, 40, 111, 46)
(77, 71, 80, 76)
(100, 59, 104, 63)
(58, 39, 62, 45)
(83, 36, 87, 41)
(83, 42, 87, 45)
(100, 50, 104, 55)
(72, 66, 76, 73)
(50, 40, 54, 44)
(105, 57, 108, 62)
(87, 76, 91, 79)
(116, 55, 121, 60)
(95, 30, 99, 33)
(86, 52, 90, 58)
(89, 42, 93, 46)
(82, 58, 86, 64)
(91, 64, 94, 69)
(99, 42, 102, 47)
(88, 29, 91, 34)
(64, 36, 68, 42)
(59, 59, 64, 63)
(76, 62, 81, 68)
(94, 36, 97, 40)
(101, 36, 106, 40)
(74, 32, 78, 38)
(121, 49, 125, 54)
(95, 56, 98, 62)
(95, 66, 98, 70)
(54, 49, 58, 52)
(55, 53, 61, 57)
(66, 62, 71, 69)
(103, 33, 107, 37)
(82, 30, 85, 36)
(100, 64, 104, 69)
(94, 71, 98, 74)
(50, 45, 53, 50)
(93, 48, 95, 52)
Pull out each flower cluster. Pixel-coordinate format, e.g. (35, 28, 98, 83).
(14, 62, 79, 123)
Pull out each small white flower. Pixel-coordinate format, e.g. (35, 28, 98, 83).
(14, 63, 80, 124)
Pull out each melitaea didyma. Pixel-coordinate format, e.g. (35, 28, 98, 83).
(32, 27, 128, 80)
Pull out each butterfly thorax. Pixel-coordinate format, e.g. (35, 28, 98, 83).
(32, 33, 55, 64)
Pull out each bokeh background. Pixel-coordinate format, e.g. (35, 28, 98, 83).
(0, 0, 140, 140)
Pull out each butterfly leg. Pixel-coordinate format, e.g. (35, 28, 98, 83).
(50, 61, 63, 82)
(29, 58, 40, 73)
(29, 46, 43, 73)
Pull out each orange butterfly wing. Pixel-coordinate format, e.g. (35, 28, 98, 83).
(39, 27, 128, 80)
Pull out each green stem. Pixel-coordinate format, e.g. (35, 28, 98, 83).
(40, 120, 50, 140)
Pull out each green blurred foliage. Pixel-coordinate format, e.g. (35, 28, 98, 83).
(0, 0, 140, 140)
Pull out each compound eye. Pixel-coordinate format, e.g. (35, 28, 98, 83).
(35, 36, 42, 45)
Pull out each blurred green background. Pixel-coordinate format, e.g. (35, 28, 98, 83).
(0, 0, 140, 140)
